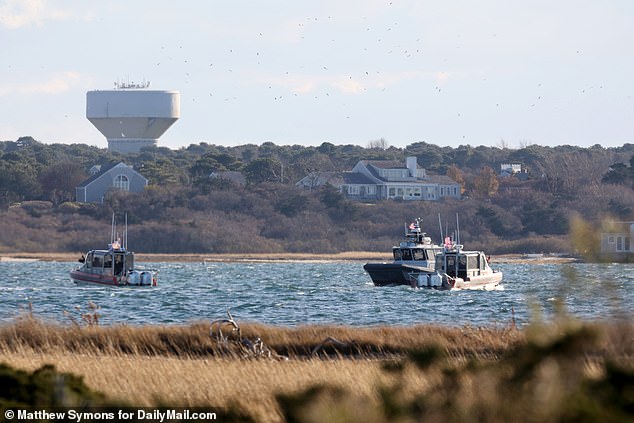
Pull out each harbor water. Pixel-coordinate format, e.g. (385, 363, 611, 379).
(0, 260, 631, 327)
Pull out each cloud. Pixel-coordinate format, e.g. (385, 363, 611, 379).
(0, 71, 89, 96)
(0, 0, 93, 29)
(331, 78, 364, 95)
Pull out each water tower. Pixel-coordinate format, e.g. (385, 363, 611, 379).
(86, 81, 180, 153)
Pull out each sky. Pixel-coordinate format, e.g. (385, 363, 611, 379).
(0, 0, 633, 150)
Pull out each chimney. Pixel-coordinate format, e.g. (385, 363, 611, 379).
(406, 156, 417, 177)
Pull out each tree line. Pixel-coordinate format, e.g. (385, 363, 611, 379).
(1, 136, 633, 254)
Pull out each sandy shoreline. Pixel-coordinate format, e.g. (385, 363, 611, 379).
(0, 251, 578, 264)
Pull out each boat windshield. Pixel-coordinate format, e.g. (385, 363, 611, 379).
(401, 249, 413, 260)
(412, 248, 427, 261)
(393, 248, 413, 261)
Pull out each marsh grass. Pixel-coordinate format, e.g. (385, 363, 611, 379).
(0, 315, 525, 360)
(0, 315, 632, 422)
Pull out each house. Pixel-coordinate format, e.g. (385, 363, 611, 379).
(75, 162, 148, 203)
(600, 222, 634, 260)
(297, 156, 461, 201)
(500, 163, 522, 176)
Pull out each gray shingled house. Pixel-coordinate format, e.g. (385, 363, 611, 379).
(297, 156, 461, 202)
(75, 162, 148, 203)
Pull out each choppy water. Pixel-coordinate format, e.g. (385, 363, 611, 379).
(0, 260, 631, 327)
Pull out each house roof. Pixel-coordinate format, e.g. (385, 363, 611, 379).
(321, 173, 344, 185)
(77, 162, 147, 188)
(76, 162, 121, 188)
(342, 172, 377, 184)
(426, 174, 461, 185)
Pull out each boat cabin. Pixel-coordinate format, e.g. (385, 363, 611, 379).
(435, 248, 489, 280)
(392, 223, 443, 264)
(393, 246, 441, 262)
(82, 249, 134, 277)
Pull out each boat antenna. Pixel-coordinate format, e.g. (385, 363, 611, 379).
(124, 213, 128, 250)
(438, 213, 443, 241)
(456, 213, 460, 246)
(111, 213, 116, 244)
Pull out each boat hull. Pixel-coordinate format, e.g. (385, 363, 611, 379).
(363, 263, 434, 286)
(69, 269, 157, 287)
(451, 271, 503, 290)
(70, 269, 120, 286)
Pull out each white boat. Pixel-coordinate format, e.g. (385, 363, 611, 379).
(408, 238, 503, 290)
(70, 214, 158, 287)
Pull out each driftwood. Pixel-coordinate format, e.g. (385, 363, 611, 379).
(209, 311, 363, 359)
(310, 336, 349, 356)
(209, 309, 241, 342)
(209, 310, 286, 360)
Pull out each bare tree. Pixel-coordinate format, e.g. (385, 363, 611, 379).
(367, 138, 388, 150)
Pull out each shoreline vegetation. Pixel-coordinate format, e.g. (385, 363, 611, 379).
(0, 251, 579, 264)
(0, 316, 632, 422)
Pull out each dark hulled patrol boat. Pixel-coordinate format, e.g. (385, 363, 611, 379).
(363, 219, 443, 286)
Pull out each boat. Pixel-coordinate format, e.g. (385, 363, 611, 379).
(70, 215, 158, 287)
(408, 237, 503, 290)
(364, 217, 503, 290)
(363, 218, 444, 286)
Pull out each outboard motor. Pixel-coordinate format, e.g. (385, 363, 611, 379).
(429, 273, 442, 288)
(140, 271, 152, 286)
(128, 271, 141, 286)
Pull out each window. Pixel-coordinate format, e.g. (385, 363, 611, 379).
(114, 174, 130, 191)
(608, 236, 615, 243)
(389, 187, 396, 197)
(401, 249, 413, 260)
(617, 236, 630, 252)
(412, 249, 427, 260)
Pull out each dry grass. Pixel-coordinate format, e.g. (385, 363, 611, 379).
(1, 352, 390, 423)
(0, 317, 631, 422)
(0, 316, 524, 360)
